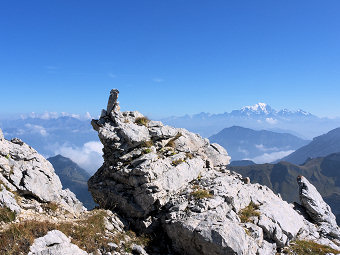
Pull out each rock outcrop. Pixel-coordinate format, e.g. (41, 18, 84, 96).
(297, 175, 340, 239)
(0, 131, 85, 214)
(89, 89, 230, 220)
(28, 230, 88, 255)
(89, 89, 340, 254)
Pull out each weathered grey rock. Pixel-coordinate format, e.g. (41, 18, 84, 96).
(0, 184, 21, 213)
(131, 244, 148, 255)
(89, 90, 230, 219)
(28, 230, 88, 255)
(107, 89, 120, 114)
(164, 169, 307, 253)
(0, 135, 85, 214)
(297, 175, 340, 239)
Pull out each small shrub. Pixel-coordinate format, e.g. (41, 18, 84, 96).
(5, 154, 10, 160)
(284, 240, 339, 255)
(190, 188, 213, 200)
(135, 117, 149, 126)
(238, 201, 260, 223)
(172, 158, 185, 166)
(143, 148, 152, 154)
(0, 207, 16, 223)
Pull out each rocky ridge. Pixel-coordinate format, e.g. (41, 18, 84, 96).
(89, 89, 340, 254)
(0, 128, 150, 255)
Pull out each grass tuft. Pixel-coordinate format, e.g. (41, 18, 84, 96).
(238, 201, 260, 223)
(41, 202, 59, 212)
(190, 188, 213, 200)
(141, 140, 153, 148)
(0, 210, 110, 254)
(0, 207, 16, 223)
(135, 117, 149, 126)
(172, 158, 185, 166)
(165, 132, 182, 148)
(284, 240, 339, 255)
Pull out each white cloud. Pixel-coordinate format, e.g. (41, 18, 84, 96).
(85, 112, 92, 120)
(249, 150, 294, 164)
(23, 112, 92, 120)
(265, 118, 278, 125)
(255, 144, 279, 152)
(54, 141, 103, 174)
(24, 124, 48, 136)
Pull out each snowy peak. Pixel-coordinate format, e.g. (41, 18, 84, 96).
(240, 102, 274, 115)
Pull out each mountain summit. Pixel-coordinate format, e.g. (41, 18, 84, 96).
(161, 103, 332, 139)
(88, 89, 340, 254)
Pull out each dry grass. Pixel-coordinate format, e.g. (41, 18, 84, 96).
(190, 188, 213, 200)
(165, 132, 182, 148)
(239, 201, 260, 223)
(284, 240, 339, 255)
(0, 207, 16, 223)
(0, 210, 110, 254)
(171, 158, 185, 166)
(135, 117, 149, 126)
(141, 140, 153, 148)
(41, 202, 59, 212)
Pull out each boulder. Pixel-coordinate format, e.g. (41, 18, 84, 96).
(28, 230, 87, 255)
(0, 184, 21, 214)
(297, 175, 340, 239)
(0, 130, 85, 214)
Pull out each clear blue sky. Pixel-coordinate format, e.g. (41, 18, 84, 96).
(1, 0, 339, 118)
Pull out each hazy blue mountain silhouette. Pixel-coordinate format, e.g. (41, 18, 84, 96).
(48, 155, 96, 209)
(280, 127, 340, 165)
(209, 126, 309, 162)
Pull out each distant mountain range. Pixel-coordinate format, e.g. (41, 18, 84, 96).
(209, 126, 310, 163)
(280, 127, 340, 165)
(229, 153, 340, 225)
(47, 155, 96, 209)
(161, 102, 340, 139)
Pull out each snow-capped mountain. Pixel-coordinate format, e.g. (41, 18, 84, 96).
(161, 103, 340, 139)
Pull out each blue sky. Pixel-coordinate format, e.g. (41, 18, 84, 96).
(1, 0, 340, 118)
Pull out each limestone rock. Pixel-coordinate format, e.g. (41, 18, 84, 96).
(28, 230, 88, 255)
(0, 184, 21, 214)
(0, 130, 85, 214)
(297, 175, 340, 239)
(89, 90, 230, 219)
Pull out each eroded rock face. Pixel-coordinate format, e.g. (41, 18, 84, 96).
(28, 230, 87, 255)
(88, 92, 230, 219)
(164, 169, 306, 253)
(89, 90, 340, 254)
(297, 175, 340, 239)
(0, 132, 85, 214)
